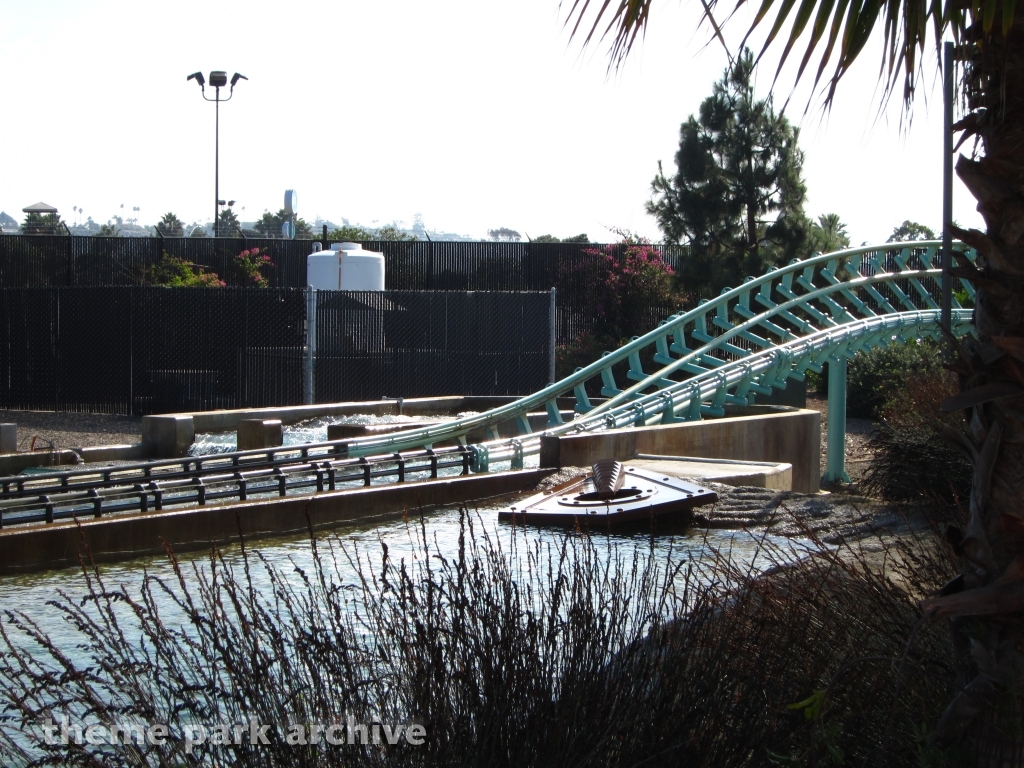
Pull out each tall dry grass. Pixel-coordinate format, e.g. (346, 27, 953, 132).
(0, 508, 961, 767)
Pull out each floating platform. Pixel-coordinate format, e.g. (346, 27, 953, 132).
(498, 459, 717, 527)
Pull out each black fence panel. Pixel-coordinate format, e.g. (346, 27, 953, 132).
(1, 287, 550, 414)
(0, 236, 686, 286)
(1, 289, 59, 410)
(0, 288, 306, 415)
(1, 236, 692, 346)
(130, 289, 306, 414)
(314, 291, 551, 401)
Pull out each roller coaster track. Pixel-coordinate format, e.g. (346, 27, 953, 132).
(337, 240, 976, 480)
(0, 240, 978, 521)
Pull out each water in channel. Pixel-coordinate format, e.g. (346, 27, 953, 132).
(0, 501, 808, 666)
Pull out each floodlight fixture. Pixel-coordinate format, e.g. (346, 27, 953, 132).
(189, 69, 247, 234)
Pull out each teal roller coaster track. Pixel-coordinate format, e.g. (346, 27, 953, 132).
(336, 240, 975, 483)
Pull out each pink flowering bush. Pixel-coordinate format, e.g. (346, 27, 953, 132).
(233, 247, 273, 288)
(555, 229, 687, 379)
(147, 253, 225, 288)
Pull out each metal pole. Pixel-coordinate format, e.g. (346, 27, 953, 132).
(305, 286, 316, 405)
(941, 40, 954, 335)
(549, 287, 556, 384)
(214, 88, 220, 237)
(823, 356, 850, 484)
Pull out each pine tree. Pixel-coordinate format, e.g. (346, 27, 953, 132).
(647, 48, 809, 293)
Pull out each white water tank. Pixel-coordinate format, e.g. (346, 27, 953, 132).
(306, 242, 385, 290)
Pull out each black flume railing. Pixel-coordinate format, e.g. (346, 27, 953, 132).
(0, 444, 473, 528)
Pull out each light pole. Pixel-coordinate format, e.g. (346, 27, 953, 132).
(187, 70, 247, 236)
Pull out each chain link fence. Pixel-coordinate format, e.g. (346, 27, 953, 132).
(0, 287, 552, 415)
(313, 291, 552, 402)
(0, 236, 689, 344)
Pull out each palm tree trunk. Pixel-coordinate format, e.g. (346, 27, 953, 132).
(921, 15, 1024, 765)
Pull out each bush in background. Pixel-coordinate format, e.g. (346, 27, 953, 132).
(845, 338, 945, 419)
(231, 247, 273, 288)
(555, 231, 688, 381)
(146, 252, 225, 288)
(861, 369, 972, 506)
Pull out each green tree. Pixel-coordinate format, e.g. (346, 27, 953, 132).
(251, 209, 314, 239)
(569, 0, 1024, 758)
(488, 227, 522, 241)
(156, 212, 184, 237)
(887, 220, 936, 242)
(21, 212, 64, 235)
(809, 213, 851, 254)
(534, 233, 590, 243)
(647, 49, 809, 294)
(251, 211, 281, 238)
(328, 224, 375, 241)
(374, 224, 417, 241)
(293, 215, 314, 240)
(216, 208, 240, 237)
(95, 223, 119, 237)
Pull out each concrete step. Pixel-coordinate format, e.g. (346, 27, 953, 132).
(625, 454, 792, 491)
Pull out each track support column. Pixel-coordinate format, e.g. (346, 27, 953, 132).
(823, 356, 850, 484)
(549, 287, 556, 384)
(304, 285, 316, 405)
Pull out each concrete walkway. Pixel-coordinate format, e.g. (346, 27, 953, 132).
(625, 455, 792, 491)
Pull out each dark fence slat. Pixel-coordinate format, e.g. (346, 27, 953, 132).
(0, 287, 551, 415)
(1, 236, 690, 346)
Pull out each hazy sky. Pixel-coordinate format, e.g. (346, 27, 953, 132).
(1, 0, 982, 244)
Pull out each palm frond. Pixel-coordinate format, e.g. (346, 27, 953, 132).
(563, 0, 1018, 109)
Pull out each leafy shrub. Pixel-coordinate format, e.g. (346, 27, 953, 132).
(845, 338, 945, 419)
(861, 370, 972, 505)
(232, 247, 273, 288)
(555, 230, 687, 378)
(555, 331, 615, 380)
(146, 252, 225, 287)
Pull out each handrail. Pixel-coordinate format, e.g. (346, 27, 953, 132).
(0, 448, 472, 528)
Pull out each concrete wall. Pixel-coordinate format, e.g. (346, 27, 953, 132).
(0, 449, 82, 476)
(541, 407, 821, 493)
(183, 396, 580, 432)
(141, 396, 581, 458)
(0, 424, 16, 454)
(0, 469, 553, 575)
(237, 419, 283, 451)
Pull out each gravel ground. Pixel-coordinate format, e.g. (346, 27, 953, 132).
(0, 410, 142, 452)
(805, 395, 877, 485)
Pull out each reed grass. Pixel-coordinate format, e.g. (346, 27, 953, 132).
(0, 508, 960, 767)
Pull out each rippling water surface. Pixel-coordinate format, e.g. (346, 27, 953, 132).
(189, 413, 455, 455)
(0, 496, 808, 663)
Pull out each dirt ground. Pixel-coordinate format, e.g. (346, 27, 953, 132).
(805, 395, 877, 486)
(0, 410, 142, 452)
